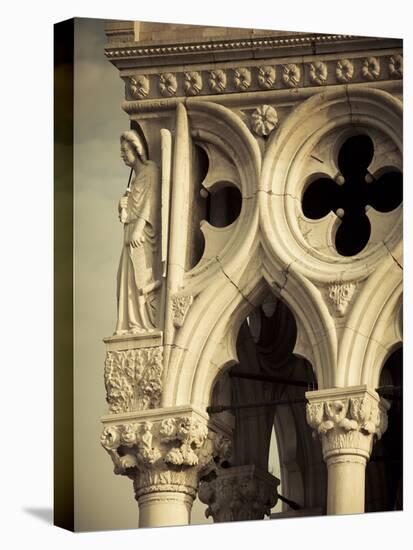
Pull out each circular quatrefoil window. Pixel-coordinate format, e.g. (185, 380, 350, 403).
(302, 134, 403, 256)
(261, 88, 403, 281)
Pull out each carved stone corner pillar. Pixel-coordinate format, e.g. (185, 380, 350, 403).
(100, 406, 232, 528)
(198, 465, 280, 523)
(305, 385, 389, 515)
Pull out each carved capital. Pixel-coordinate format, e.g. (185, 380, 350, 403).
(306, 386, 390, 462)
(104, 347, 163, 414)
(198, 465, 279, 522)
(101, 408, 232, 500)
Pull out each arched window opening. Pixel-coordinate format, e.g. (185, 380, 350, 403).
(207, 292, 325, 521)
(365, 346, 403, 512)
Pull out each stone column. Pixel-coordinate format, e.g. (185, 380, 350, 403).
(101, 406, 232, 528)
(305, 385, 389, 515)
(198, 465, 279, 522)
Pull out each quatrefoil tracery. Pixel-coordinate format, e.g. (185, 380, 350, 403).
(302, 134, 403, 256)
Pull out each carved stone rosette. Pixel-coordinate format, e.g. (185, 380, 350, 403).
(198, 465, 279, 522)
(305, 386, 389, 462)
(128, 74, 149, 99)
(250, 105, 278, 137)
(101, 408, 232, 501)
(104, 347, 163, 414)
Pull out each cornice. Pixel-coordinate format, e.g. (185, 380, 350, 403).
(105, 34, 402, 69)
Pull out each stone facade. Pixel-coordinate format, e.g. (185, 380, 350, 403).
(101, 21, 402, 527)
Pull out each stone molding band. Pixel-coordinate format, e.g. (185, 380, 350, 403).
(120, 54, 403, 103)
(105, 34, 358, 59)
(121, 79, 402, 116)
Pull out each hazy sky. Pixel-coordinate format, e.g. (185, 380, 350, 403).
(73, 17, 216, 531)
(72, 17, 280, 531)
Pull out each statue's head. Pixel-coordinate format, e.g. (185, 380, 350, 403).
(120, 130, 148, 167)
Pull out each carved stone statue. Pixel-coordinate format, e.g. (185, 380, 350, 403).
(115, 130, 160, 334)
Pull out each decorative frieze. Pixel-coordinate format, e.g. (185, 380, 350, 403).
(128, 74, 150, 99)
(361, 57, 381, 81)
(309, 61, 328, 85)
(257, 65, 276, 89)
(335, 59, 354, 83)
(306, 386, 389, 461)
(172, 295, 194, 328)
(209, 69, 227, 93)
(198, 465, 279, 522)
(159, 72, 178, 96)
(121, 54, 402, 102)
(233, 67, 251, 91)
(282, 63, 301, 87)
(250, 105, 278, 137)
(389, 54, 403, 78)
(327, 282, 356, 317)
(104, 347, 163, 414)
(101, 413, 232, 499)
(184, 71, 203, 96)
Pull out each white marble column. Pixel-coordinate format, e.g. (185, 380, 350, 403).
(198, 464, 279, 522)
(306, 385, 389, 515)
(101, 406, 232, 528)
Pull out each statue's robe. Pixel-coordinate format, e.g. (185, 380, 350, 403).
(116, 161, 160, 333)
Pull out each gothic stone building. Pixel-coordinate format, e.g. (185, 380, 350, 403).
(100, 21, 403, 527)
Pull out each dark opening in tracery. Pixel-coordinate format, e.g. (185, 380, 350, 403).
(302, 134, 402, 256)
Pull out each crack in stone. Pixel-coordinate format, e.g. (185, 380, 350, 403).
(270, 260, 295, 293)
(215, 256, 255, 309)
(163, 342, 189, 353)
(383, 241, 403, 270)
(345, 84, 353, 125)
(257, 189, 301, 201)
(341, 325, 389, 351)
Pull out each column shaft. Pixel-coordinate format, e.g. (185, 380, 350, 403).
(138, 492, 193, 528)
(326, 455, 366, 514)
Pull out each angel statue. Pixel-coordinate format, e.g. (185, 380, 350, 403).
(115, 130, 160, 335)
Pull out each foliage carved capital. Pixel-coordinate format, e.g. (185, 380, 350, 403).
(198, 465, 279, 522)
(306, 386, 389, 461)
(101, 411, 232, 498)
